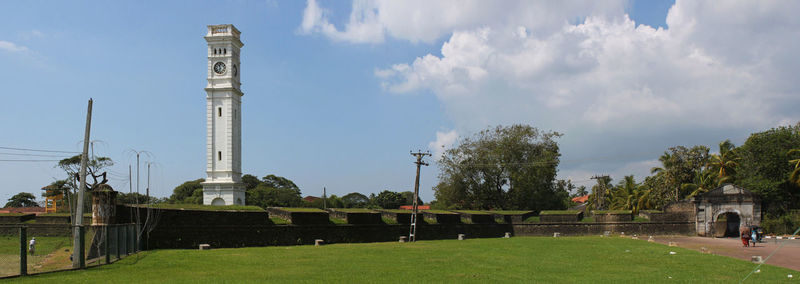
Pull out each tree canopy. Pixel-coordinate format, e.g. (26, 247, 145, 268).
(433, 124, 567, 211)
(5, 192, 39, 208)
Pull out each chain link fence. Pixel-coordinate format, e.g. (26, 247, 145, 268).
(0, 224, 139, 279)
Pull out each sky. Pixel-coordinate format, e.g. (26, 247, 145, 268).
(1, 0, 798, 204)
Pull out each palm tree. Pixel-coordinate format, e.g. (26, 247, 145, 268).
(651, 152, 680, 201)
(681, 169, 716, 198)
(610, 176, 647, 215)
(708, 140, 739, 186)
(789, 149, 800, 187)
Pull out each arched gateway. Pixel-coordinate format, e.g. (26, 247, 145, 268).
(693, 184, 761, 237)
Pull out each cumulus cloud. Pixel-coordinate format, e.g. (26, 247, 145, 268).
(303, 0, 800, 182)
(428, 130, 458, 159)
(0, 41, 30, 53)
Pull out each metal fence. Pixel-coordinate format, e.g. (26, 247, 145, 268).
(0, 224, 140, 279)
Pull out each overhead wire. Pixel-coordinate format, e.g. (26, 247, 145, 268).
(0, 146, 79, 154)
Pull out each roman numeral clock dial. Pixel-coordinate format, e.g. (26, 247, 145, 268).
(214, 61, 226, 75)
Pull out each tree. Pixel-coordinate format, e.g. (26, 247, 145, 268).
(680, 169, 716, 198)
(608, 176, 649, 215)
(708, 140, 739, 186)
(5, 192, 38, 208)
(788, 149, 800, 187)
(241, 174, 261, 191)
(342, 192, 369, 208)
(434, 124, 562, 210)
(261, 175, 299, 192)
(400, 191, 423, 206)
(169, 179, 205, 204)
(373, 190, 405, 209)
(649, 145, 710, 201)
(117, 192, 161, 205)
(736, 124, 800, 215)
(246, 184, 302, 208)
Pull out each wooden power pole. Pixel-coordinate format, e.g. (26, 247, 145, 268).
(408, 150, 431, 242)
(73, 98, 92, 268)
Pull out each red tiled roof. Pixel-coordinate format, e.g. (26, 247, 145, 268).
(571, 195, 589, 203)
(303, 196, 320, 202)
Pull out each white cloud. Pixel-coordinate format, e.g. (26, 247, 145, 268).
(305, 0, 800, 181)
(0, 41, 30, 53)
(428, 130, 458, 159)
(300, 0, 626, 44)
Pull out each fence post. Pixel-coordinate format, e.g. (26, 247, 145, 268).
(19, 227, 27, 276)
(79, 226, 85, 268)
(133, 223, 139, 252)
(104, 225, 110, 264)
(116, 225, 121, 260)
(122, 224, 128, 255)
(128, 224, 134, 255)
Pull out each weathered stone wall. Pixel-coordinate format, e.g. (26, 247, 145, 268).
(424, 212, 460, 224)
(541, 212, 583, 222)
(593, 213, 633, 222)
(0, 224, 72, 236)
(379, 211, 423, 224)
(458, 213, 495, 224)
(264, 208, 329, 225)
(0, 214, 35, 223)
(493, 212, 536, 223)
(512, 222, 695, 236)
(326, 210, 382, 224)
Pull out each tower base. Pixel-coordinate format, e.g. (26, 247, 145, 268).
(202, 182, 245, 206)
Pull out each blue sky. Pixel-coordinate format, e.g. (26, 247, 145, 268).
(2, 0, 798, 204)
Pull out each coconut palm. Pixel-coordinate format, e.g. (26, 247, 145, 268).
(681, 169, 716, 198)
(708, 140, 739, 186)
(789, 149, 800, 187)
(609, 176, 648, 215)
(651, 152, 680, 201)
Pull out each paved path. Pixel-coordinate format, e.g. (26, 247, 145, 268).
(652, 236, 800, 271)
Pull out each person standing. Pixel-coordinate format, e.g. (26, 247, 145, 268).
(751, 228, 758, 247)
(740, 226, 750, 247)
(28, 237, 36, 255)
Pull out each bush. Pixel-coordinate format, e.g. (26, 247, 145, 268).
(762, 213, 800, 235)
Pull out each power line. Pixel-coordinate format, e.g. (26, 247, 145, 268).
(0, 159, 62, 162)
(0, 146, 79, 154)
(0, 152, 70, 158)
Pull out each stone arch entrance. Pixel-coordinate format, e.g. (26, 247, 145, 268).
(714, 211, 741, 237)
(211, 197, 226, 206)
(693, 184, 761, 237)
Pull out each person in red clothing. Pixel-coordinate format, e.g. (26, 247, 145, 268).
(740, 225, 751, 247)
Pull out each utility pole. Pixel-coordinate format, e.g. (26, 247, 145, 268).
(146, 163, 150, 203)
(591, 175, 610, 210)
(73, 98, 92, 269)
(409, 150, 431, 242)
(323, 187, 327, 209)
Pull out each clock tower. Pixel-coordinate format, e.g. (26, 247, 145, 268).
(202, 24, 245, 206)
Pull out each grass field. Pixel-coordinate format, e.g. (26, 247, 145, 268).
(6, 236, 796, 283)
(0, 236, 71, 277)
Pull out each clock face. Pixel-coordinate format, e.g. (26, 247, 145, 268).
(233, 64, 238, 77)
(214, 62, 226, 75)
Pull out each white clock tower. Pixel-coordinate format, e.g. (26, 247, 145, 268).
(202, 24, 245, 206)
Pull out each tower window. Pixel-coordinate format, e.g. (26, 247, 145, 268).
(213, 49, 216, 55)
(218, 107, 222, 117)
(224, 48, 227, 55)
(218, 151, 222, 161)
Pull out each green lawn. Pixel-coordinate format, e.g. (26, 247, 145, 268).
(484, 210, 533, 215)
(451, 210, 490, 215)
(329, 208, 377, 213)
(540, 210, 581, 215)
(6, 236, 796, 283)
(421, 210, 456, 214)
(274, 207, 325, 212)
(0, 236, 71, 277)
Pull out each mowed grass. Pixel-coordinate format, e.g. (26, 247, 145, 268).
(7, 236, 797, 283)
(0, 236, 71, 276)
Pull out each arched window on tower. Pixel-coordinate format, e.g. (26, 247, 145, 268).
(224, 48, 227, 55)
(218, 151, 222, 161)
(213, 48, 216, 55)
(218, 107, 222, 117)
